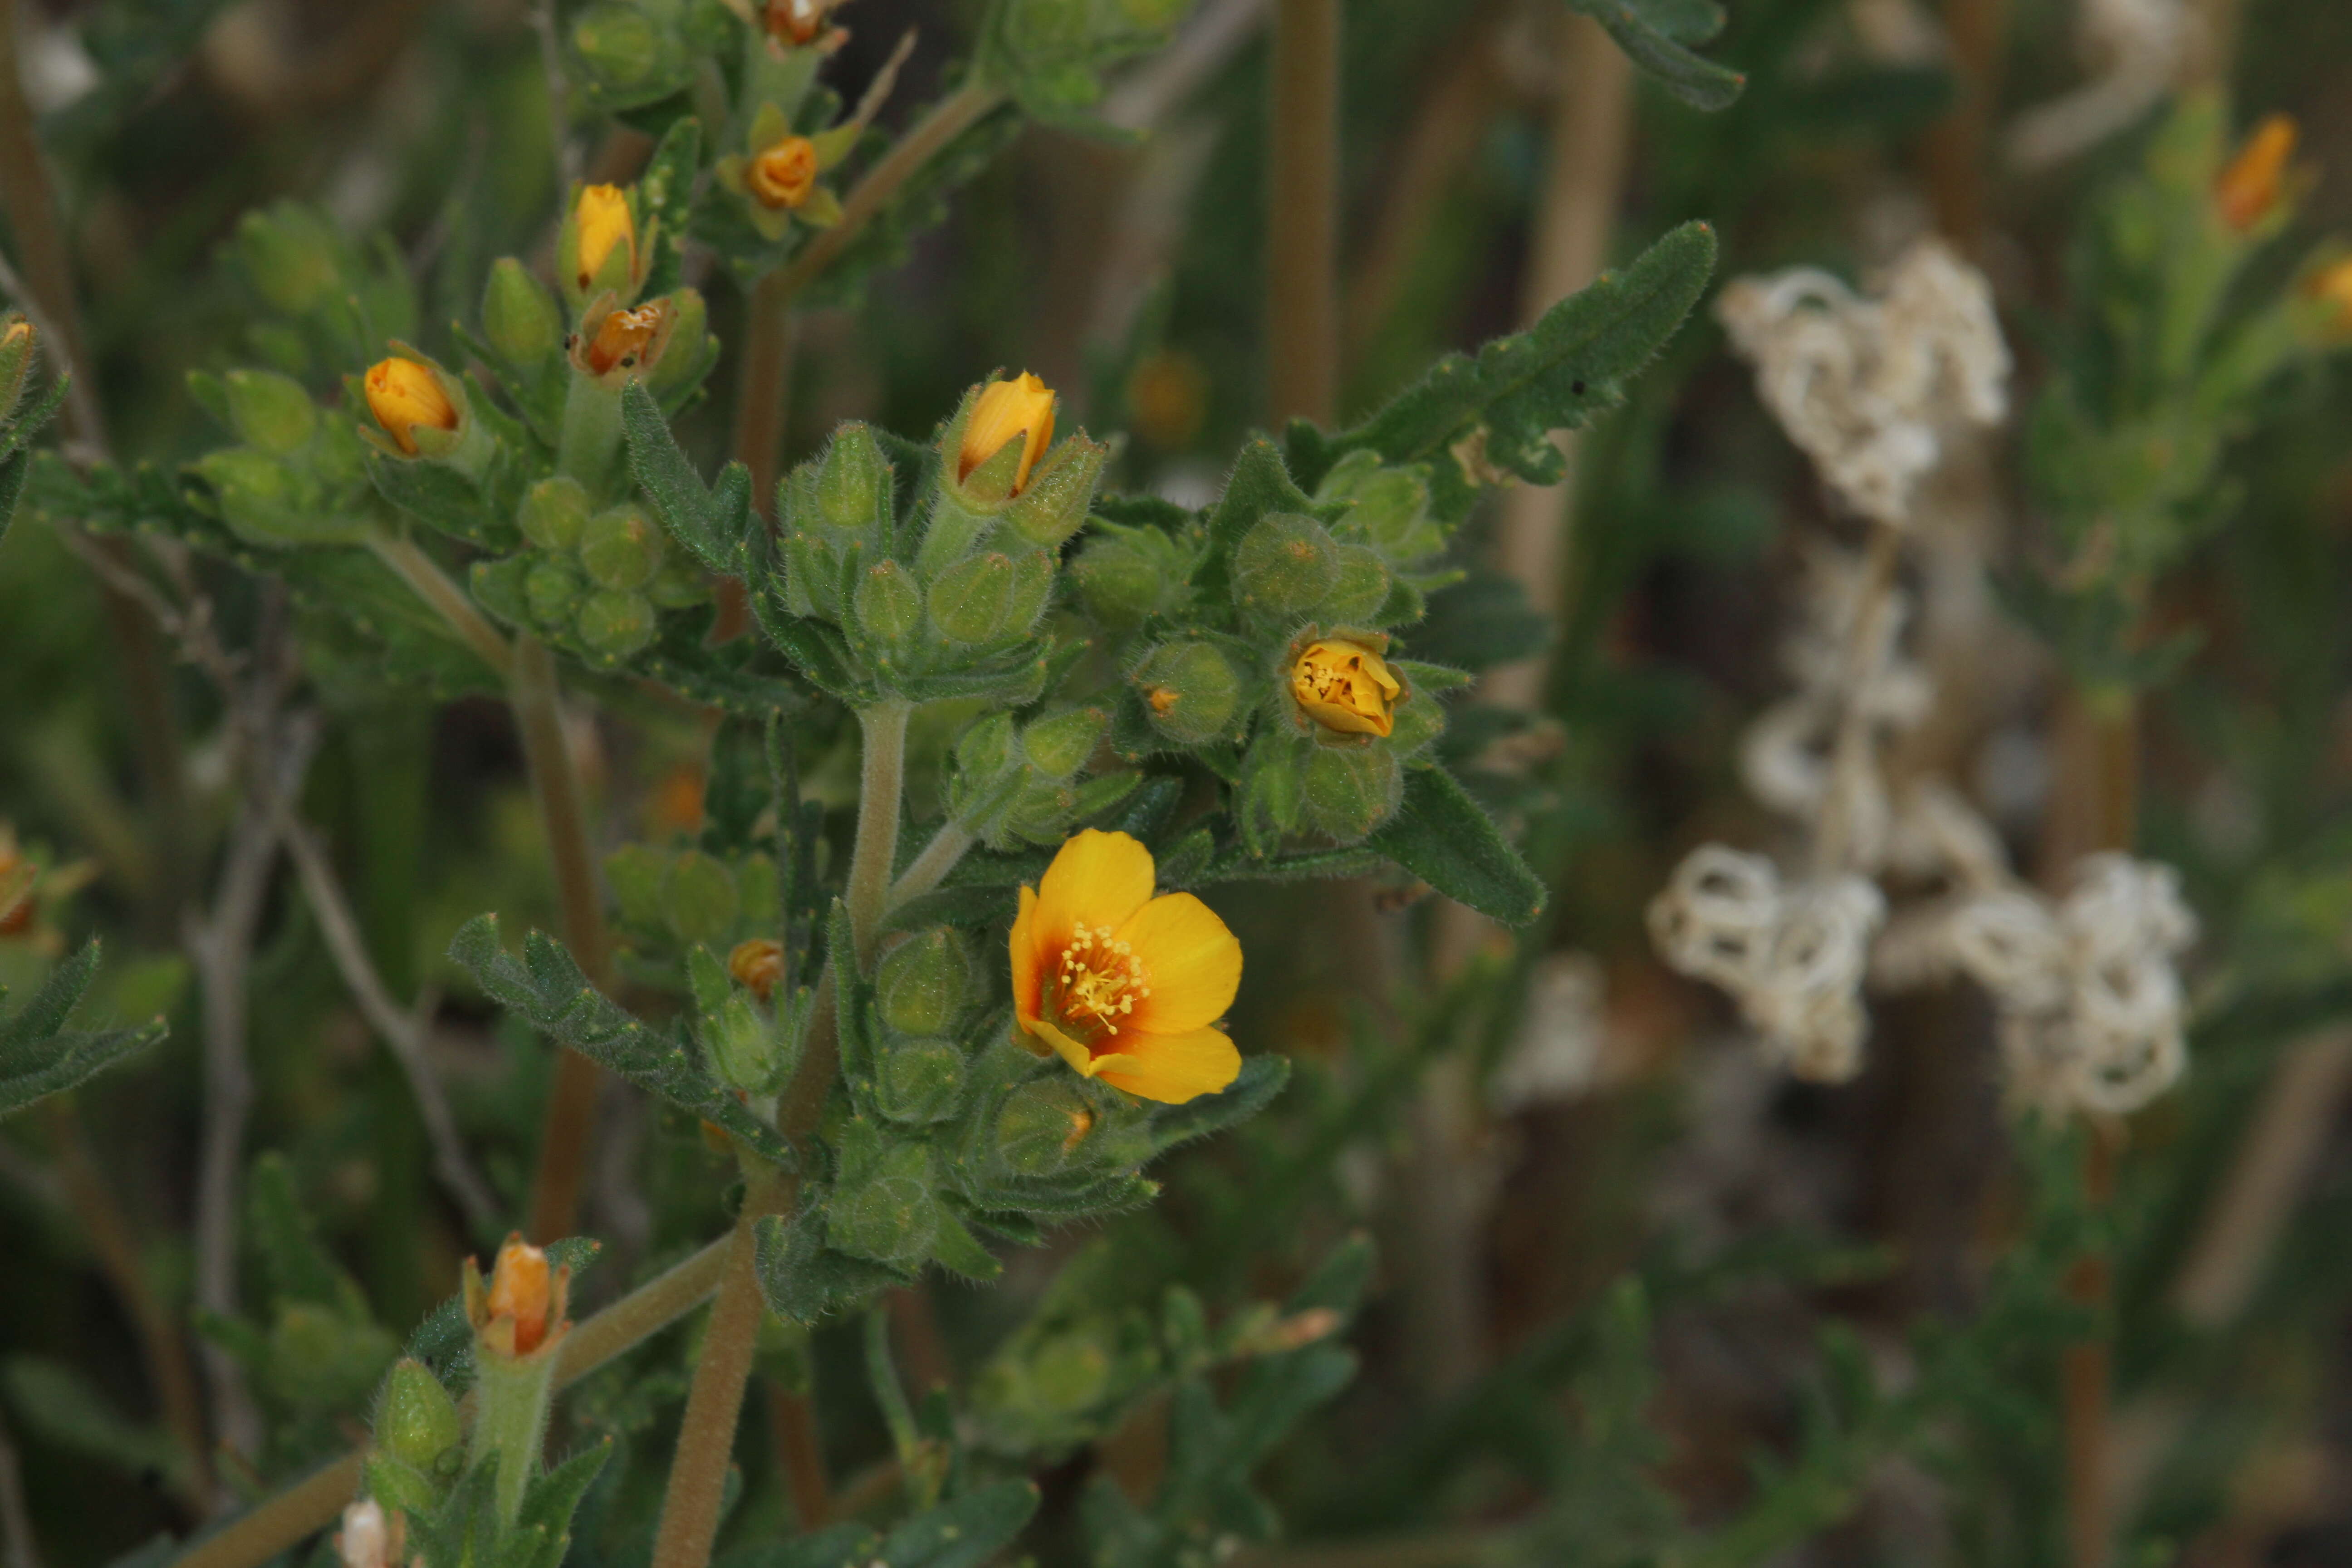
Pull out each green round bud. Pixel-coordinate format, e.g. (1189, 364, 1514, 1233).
(736, 854, 779, 924)
(1003, 436, 1108, 549)
(928, 549, 1054, 646)
(579, 506, 665, 591)
(995, 1079, 1097, 1177)
(1323, 544, 1394, 626)
(1023, 706, 1107, 779)
(1129, 641, 1241, 746)
(483, 258, 562, 368)
(1231, 512, 1339, 618)
(873, 1037, 967, 1126)
(663, 851, 740, 947)
(0, 319, 34, 416)
(1299, 744, 1403, 843)
(605, 843, 668, 928)
(576, 588, 657, 657)
(571, 4, 679, 92)
(646, 288, 710, 396)
(220, 368, 316, 455)
(853, 559, 923, 647)
(374, 1359, 463, 1475)
(827, 1147, 938, 1266)
(518, 476, 593, 552)
(877, 930, 973, 1037)
(524, 554, 592, 628)
(818, 424, 891, 534)
(196, 448, 367, 548)
(1071, 532, 1178, 626)
(236, 202, 340, 316)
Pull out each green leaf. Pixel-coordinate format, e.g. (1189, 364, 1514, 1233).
(753, 1206, 916, 1325)
(622, 380, 746, 576)
(1566, 0, 1745, 110)
(0, 942, 168, 1120)
(637, 118, 703, 300)
(365, 449, 514, 550)
(0, 1355, 189, 1492)
(879, 1480, 1040, 1568)
(248, 1152, 369, 1316)
(512, 1439, 613, 1568)
(1297, 221, 1718, 490)
(446, 915, 789, 1164)
(715, 1523, 885, 1568)
(1367, 767, 1547, 926)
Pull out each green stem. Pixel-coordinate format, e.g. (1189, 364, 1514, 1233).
(470, 1349, 559, 1528)
(557, 374, 628, 503)
(847, 700, 911, 966)
(863, 1307, 921, 1465)
(887, 821, 974, 912)
(368, 533, 515, 681)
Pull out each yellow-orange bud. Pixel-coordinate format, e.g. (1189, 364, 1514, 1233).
(958, 373, 1056, 495)
(729, 938, 785, 1001)
(573, 184, 637, 295)
(582, 303, 665, 377)
(1290, 638, 1401, 739)
(2217, 114, 2298, 231)
(484, 1235, 553, 1355)
(363, 356, 458, 456)
(748, 137, 820, 211)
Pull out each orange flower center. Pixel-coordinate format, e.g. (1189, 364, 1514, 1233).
(1047, 923, 1152, 1048)
(749, 138, 819, 210)
(583, 304, 663, 376)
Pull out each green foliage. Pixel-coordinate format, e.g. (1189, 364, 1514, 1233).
(1568, 0, 1746, 110)
(0, 941, 166, 1119)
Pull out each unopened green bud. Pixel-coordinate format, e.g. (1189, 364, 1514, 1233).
(995, 1079, 1096, 1177)
(606, 843, 668, 927)
(827, 1144, 937, 1266)
(571, 5, 686, 97)
(220, 368, 317, 455)
(928, 549, 1054, 645)
(1299, 744, 1402, 843)
(236, 202, 340, 315)
(1003, 435, 1109, 548)
(525, 554, 592, 627)
(664, 850, 740, 946)
(1071, 526, 1186, 626)
(484, 258, 562, 367)
(576, 588, 657, 657)
(519, 477, 593, 551)
(1023, 706, 1107, 778)
(1232, 512, 1339, 618)
(374, 1359, 463, 1475)
(818, 423, 892, 533)
(1240, 733, 1308, 841)
(0, 319, 34, 414)
(877, 930, 972, 1037)
(706, 992, 776, 1093)
(1324, 544, 1394, 625)
(1130, 641, 1241, 745)
(853, 559, 922, 646)
(873, 1037, 966, 1126)
(580, 506, 665, 590)
(196, 448, 367, 548)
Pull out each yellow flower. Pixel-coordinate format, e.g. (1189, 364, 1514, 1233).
(2216, 113, 2298, 231)
(466, 1234, 569, 1359)
(580, 302, 666, 377)
(573, 184, 637, 295)
(2308, 258, 2352, 330)
(959, 373, 1056, 495)
(1009, 829, 1242, 1105)
(748, 136, 820, 211)
(363, 355, 458, 456)
(730, 938, 785, 1001)
(1290, 639, 1401, 738)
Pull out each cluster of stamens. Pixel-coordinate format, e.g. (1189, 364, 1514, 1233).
(1051, 923, 1151, 1042)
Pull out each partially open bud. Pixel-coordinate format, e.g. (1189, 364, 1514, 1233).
(364, 355, 459, 456)
(465, 1235, 569, 1361)
(578, 301, 670, 379)
(335, 1498, 397, 1568)
(765, 0, 844, 46)
(558, 183, 646, 311)
(958, 374, 1056, 496)
(484, 258, 563, 368)
(730, 937, 786, 1001)
(1132, 640, 1242, 746)
(2216, 113, 2298, 231)
(461, 1236, 575, 1527)
(1289, 637, 1401, 739)
(749, 136, 821, 210)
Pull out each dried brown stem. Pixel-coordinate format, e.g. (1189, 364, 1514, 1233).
(1267, 0, 1340, 426)
(0, 1408, 41, 1568)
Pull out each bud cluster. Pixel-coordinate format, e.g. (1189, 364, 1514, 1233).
(189, 365, 381, 549)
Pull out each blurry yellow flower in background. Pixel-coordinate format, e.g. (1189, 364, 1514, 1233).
(2216, 113, 2299, 231)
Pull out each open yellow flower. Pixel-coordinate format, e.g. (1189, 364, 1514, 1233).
(959, 373, 1056, 495)
(1009, 828, 1242, 1105)
(1291, 638, 1401, 738)
(573, 184, 637, 295)
(2216, 113, 2298, 231)
(749, 137, 820, 210)
(363, 355, 458, 456)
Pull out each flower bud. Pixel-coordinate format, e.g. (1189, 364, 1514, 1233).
(1071, 526, 1186, 626)
(650, 555, 708, 609)
(956, 374, 1056, 497)
(465, 1235, 569, 1361)
(608, 843, 667, 928)
(749, 136, 821, 211)
(1289, 637, 1401, 739)
(236, 202, 340, 315)
(1232, 512, 1340, 618)
(1022, 706, 1107, 778)
(220, 368, 317, 455)
(765, 0, 843, 45)
(877, 929, 973, 1037)
(705, 991, 778, 1093)
(645, 288, 711, 397)
(569, 184, 640, 302)
(1323, 544, 1394, 626)
(576, 588, 657, 657)
(518, 475, 593, 551)
(874, 1037, 966, 1125)
(730, 937, 786, 1001)
(266, 1303, 399, 1415)
(827, 1146, 938, 1266)
(196, 448, 368, 548)
(1003, 435, 1109, 548)
(336, 1498, 396, 1568)
(461, 1235, 572, 1527)
(373, 1359, 462, 1475)
(364, 355, 460, 457)
(1318, 452, 1437, 559)
(926, 549, 1054, 645)
(484, 258, 563, 367)
(817, 423, 892, 533)
(664, 850, 741, 946)
(994, 1079, 1095, 1177)
(0, 318, 32, 415)
(525, 555, 592, 628)
(579, 505, 665, 590)
(1131, 641, 1242, 745)
(570, 2, 684, 96)
(576, 301, 670, 380)
(1298, 744, 1402, 843)
(853, 559, 923, 647)
(2217, 113, 2298, 232)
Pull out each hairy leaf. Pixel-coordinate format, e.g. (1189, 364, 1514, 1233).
(1567, 0, 1745, 111)
(1367, 768, 1547, 926)
(0, 942, 167, 1120)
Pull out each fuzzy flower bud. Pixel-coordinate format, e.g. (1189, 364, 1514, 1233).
(0, 318, 34, 416)
(994, 1079, 1096, 1176)
(580, 302, 667, 378)
(576, 588, 657, 657)
(1232, 512, 1340, 618)
(878, 929, 973, 1037)
(1289, 638, 1401, 739)
(221, 368, 317, 456)
(1300, 744, 1402, 842)
(373, 1358, 462, 1475)
(730, 938, 786, 1001)
(1132, 641, 1242, 745)
(573, 185, 637, 294)
(364, 356, 458, 456)
(517, 475, 593, 551)
(959, 373, 1056, 495)
(817, 423, 892, 531)
(853, 559, 924, 647)
(749, 136, 821, 210)
(927, 549, 1054, 645)
(2216, 113, 2298, 231)
(579, 505, 665, 591)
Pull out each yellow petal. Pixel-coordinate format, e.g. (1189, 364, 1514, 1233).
(1009, 883, 1044, 1029)
(1032, 828, 1156, 946)
(1116, 892, 1240, 1034)
(1089, 1028, 1242, 1105)
(1026, 1013, 1098, 1078)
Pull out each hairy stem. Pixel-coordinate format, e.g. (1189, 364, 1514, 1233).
(730, 272, 799, 520)
(847, 701, 911, 965)
(887, 819, 972, 913)
(1267, 0, 1340, 426)
(764, 1381, 832, 1528)
(510, 636, 615, 1242)
(367, 534, 514, 680)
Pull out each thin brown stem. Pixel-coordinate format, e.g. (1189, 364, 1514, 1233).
(368, 534, 514, 681)
(1923, 0, 2009, 250)
(730, 273, 799, 519)
(1267, 0, 1340, 426)
(765, 1382, 833, 1528)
